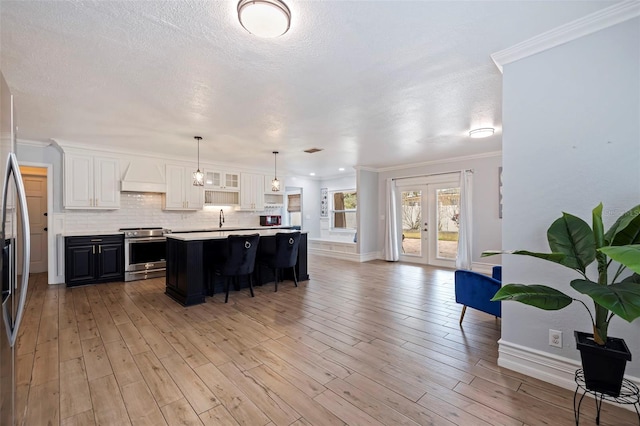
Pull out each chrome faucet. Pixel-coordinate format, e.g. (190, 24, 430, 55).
(219, 209, 225, 228)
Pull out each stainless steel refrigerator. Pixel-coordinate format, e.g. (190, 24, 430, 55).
(0, 71, 31, 425)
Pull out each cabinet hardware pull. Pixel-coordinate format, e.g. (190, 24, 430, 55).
(93, 246, 96, 254)
(90, 239, 102, 242)
(99, 245, 102, 254)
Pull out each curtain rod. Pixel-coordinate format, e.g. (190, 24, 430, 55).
(392, 169, 473, 181)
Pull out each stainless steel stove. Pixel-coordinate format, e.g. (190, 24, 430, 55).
(120, 227, 171, 281)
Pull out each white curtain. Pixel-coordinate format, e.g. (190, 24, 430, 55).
(384, 178, 400, 261)
(456, 170, 473, 270)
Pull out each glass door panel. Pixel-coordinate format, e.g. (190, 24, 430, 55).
(429, 184, 460, 267)
(399, 189, 427, 263)
(398, 181, 460, 267)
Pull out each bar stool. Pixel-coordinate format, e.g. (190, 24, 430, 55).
(216, 234, 260, 303)
(259, 231, 301, 292)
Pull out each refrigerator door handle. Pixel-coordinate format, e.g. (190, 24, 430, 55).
(1, 153, 30, 346)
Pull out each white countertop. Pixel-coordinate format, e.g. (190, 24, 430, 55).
(64, 230, 123, 237)
(169, 225, 293, 233)
(167, 229, 305, 241)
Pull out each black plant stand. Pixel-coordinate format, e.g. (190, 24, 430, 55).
(574, 369, 640, 425)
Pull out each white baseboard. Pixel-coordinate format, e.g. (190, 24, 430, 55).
(309, 247, 361, 262)
(498, 339, 640, 410)
(358, 251, 380, 262)
(472, 262, 496, 274)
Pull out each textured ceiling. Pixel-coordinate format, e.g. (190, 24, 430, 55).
(0, 1, 615, 177)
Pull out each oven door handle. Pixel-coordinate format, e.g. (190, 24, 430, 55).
(126, 237, 166, 243)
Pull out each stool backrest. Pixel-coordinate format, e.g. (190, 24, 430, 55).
(273, 232, 301, 269)
(222, 234, 260, 276)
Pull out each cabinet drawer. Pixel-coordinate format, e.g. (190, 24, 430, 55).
(66, 234, 123, 246)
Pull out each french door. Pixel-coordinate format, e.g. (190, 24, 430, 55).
(398, 181, 460, 268)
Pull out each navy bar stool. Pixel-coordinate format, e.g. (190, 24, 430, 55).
(259, 231, 301, 292)
(216, 234, 260, 303)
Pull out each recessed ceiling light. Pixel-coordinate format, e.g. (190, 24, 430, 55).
(338, 168, 345, 171)
(309, 172, 315, 176)
(237, 0, 291, 38)
(469, 128, 495, 138)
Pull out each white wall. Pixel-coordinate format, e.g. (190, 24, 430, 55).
(502, 18, 639, 378)
(377, 154, 503, 268)
(357, 169, 379, 256)
(284, 175, 321, 238)
(317, 174, 357, 242)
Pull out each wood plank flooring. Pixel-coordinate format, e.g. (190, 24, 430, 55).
(16, 256, 638, 425)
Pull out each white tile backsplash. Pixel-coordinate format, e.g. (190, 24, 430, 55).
(63, 193, 281, 233)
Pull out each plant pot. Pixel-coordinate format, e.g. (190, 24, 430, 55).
(574, 331, 632, 397)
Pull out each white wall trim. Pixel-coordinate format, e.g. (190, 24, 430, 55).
(376, 151, 502, 173)
(491, 1, 640, 73)
(309, 247, 361, 262)
(17, 139, 52, 148)
(471, 262, 495, 274)
(498, 339, 640, 409)
(358, 251, 379, 262)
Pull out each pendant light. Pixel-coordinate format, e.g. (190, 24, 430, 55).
(271, 151, 280, 191)
(193, 136, 204, 186)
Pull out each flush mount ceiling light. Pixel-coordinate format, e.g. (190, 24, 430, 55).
(469, 128, 495, 138)
(271, 151, 280, 191)
(237, 0, 291, 38)
(193, 136, 204, 186)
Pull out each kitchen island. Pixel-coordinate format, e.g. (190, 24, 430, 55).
(165, 229, 308, 306)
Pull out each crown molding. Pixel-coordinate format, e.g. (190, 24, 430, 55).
(375, 151, 502, 173)
(17, 138, 52, 148)
(491, 1, 640, 73)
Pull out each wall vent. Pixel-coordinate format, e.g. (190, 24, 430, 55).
(304, 148, 323, 153)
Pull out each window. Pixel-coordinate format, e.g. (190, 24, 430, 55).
(331, 190, 357, 230)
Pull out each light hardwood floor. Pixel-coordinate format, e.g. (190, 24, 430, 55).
(16, 256, 638, 425)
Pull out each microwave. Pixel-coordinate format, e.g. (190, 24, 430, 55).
(260, 215, 281, 226)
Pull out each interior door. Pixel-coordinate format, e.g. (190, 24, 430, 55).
(398, 181, 460, 268)
(20, 171, 47, 273)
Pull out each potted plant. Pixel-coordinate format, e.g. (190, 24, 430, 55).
(484, 203, 640, 397)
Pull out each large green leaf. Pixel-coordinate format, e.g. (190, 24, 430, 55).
(571, 279, 640, 322)
(481, 250, 565, 263)
(622, 273, 640, 283)
(547, 213, 595, 272)
(599, 245, 640, 274)
(604, 204, 640, 246)
(491, 284, 573, 310)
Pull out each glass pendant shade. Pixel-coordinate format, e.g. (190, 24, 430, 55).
(193, 136, 204, 186)
(271, 178, 280, 192)
(193, 169, 204, 186)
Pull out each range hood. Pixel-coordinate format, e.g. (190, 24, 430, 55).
(120, 158, 166, 193)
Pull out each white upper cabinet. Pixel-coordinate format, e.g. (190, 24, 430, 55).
(204, 170, 240, 191)
(238, 173, 265, 211)
(64, 153, 120, 209)
(264, 174, 284, 194)
(163, 164, 203, 210)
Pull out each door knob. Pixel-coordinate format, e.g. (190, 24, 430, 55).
(43, 212, 48, 216)
(44, 227, 48, 231)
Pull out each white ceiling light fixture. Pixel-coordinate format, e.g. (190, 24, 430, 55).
(469, 128, 495, 138)
(237, 0, 291, 38)
(193, 136, 204, 186)
(271, 151, 280, 191)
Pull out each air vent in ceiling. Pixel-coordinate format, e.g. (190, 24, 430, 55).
(304, 148, 323, 153)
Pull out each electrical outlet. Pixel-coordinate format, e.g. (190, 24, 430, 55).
(549, 329, 562, 348)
